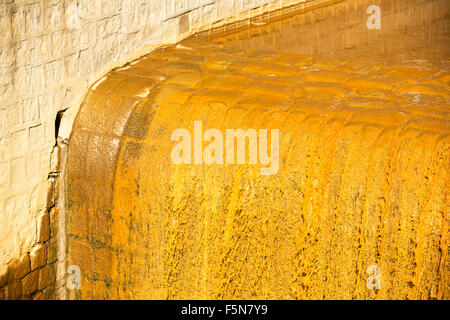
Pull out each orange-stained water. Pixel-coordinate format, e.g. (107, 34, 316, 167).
(194, 0, 450, 69)
(67, 0, 450, 300)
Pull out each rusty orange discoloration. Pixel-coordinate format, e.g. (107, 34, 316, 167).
(67, 0, 449, 300)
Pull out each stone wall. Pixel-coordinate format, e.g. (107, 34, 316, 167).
(0, 0, 304, 299)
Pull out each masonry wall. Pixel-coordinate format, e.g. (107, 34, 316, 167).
(0, 0, 304, 299)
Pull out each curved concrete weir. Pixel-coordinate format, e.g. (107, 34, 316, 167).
(67, 0, 449, 299)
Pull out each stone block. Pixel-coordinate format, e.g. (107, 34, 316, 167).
(37, 94, 51, 119)
(29, 124, 44, 148)
(64, 53, 79, 78)
(26, 152, 41, 180)
(80, 22, 97, 49)
(11, 7, 24, 38)
(16, 39, 35, 67)
(11, 129, 27, 154)
(46, 238, 58, 264)
(6, 280, 22, 300)
(44, 3, 63, 30)
(44, 60, 64, 90)
(178, 13, 190, 35)
(9, 254, 31, 280)
(37, 212, 51, 243)
(49, 207, 59, 235)
(40, 151, 51, 181)
(21, 270, 39, 296)
(38, 264, 55, 291)
(6, 104, 21, 131)
(65, 0, 81, 30)
(21, 97, 40, 124)
(79, 49, 93, 75)
(24, 3, 42, 36)
(51, 30, 65, 57)
(36, 34, 52, 61)
(79, 0, 98, 20)
(11, 157, 26, 187)
(36, 179, 55, 211)
(30, 244, 47, 271)
(29, 65, 44, 93)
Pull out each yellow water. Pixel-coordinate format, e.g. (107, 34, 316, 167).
(67, 0, 450, 300)
(195, 0, 450, 69)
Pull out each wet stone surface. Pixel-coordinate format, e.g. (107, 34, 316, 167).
(67, 0, 449, 300)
